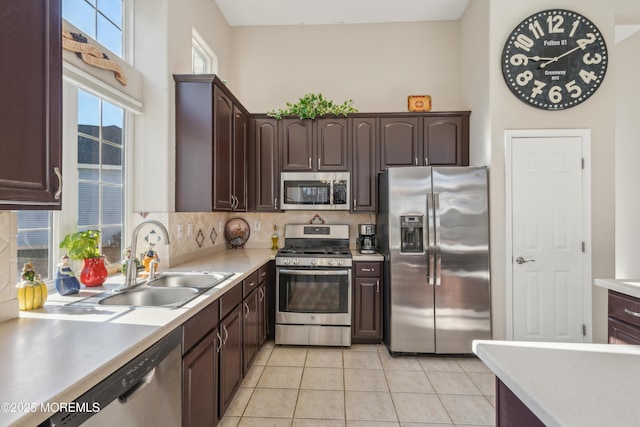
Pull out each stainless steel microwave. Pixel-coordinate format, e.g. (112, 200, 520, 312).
(281, 172, 350, 210)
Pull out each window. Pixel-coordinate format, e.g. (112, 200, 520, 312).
(17, 212, 52, 281)
(192, 31, 218, 75)
(77, 89, 125, 266)
(62, 0, 124, 58)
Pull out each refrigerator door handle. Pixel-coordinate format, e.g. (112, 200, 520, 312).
(427, 192, 436, 285)
(433, 193, 442, 285)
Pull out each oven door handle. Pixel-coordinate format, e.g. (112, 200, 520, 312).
(278, 268, 349, 276)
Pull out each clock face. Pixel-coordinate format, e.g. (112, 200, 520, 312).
(501, 9, 608, 110)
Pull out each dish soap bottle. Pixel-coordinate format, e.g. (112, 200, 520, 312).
(271, 225, 279, 250)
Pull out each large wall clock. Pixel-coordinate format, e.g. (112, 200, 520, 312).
(501, 9, 608, 111)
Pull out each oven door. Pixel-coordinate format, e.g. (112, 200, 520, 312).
(276, 268, 351, 326)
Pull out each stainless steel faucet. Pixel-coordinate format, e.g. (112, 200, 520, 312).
(124, 220, 171, 288)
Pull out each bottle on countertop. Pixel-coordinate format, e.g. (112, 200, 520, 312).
(271, 225, 279, 250)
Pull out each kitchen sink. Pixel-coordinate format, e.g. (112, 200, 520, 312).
(65, 272, 234, 308)
(147, 272, 234, 289)
(98, 286, 200, 307)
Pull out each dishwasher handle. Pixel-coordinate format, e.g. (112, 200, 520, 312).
(118, 368, 156, 403)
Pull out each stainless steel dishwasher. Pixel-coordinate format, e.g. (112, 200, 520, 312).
(42, 329, 182, 426)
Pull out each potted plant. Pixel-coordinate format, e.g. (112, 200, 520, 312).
(59, 229, 108, 287)
(267, 93, 357, 120)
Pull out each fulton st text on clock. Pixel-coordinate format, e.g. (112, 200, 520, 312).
(501, 9, 608, 110)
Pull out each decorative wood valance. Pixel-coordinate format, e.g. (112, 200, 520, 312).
(62, 28, 127, 86)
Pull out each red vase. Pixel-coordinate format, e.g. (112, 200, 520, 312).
(80, 257, 108, 287)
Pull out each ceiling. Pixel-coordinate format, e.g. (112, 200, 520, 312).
(214, 0, 471, 26)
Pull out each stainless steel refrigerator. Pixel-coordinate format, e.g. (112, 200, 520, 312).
(378, 166, 491, 354)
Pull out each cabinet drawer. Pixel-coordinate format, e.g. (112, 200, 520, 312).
(182, 300, 219, 355)
(354, 262, 381, 277)
(243, 271, 259, 298)
(608, 290, 640, 329)
(221, 282, 243, 319)
(608, 317, 640, 345)
(258, 264, 269, 284)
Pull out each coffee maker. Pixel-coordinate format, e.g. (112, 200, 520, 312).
(357, 224, 378, 254)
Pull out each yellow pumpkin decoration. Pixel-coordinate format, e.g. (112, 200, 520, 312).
(17, 261, 48, 311)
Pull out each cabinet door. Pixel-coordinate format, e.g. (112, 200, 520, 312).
(608, 317, 640, 345)
(0, 0, 62, 209)
(351, 118, 377, 212)
(219, 304, 243, 417)
(379, 117, 420, 170)
(233, 106, 248, 211)
(250, 118, 280, 212)
(258, 283, 267, 345)
(316, 118, 348, 171)
(243, 289, 260, 375)
(213, 86, 233, 210)
(353, 277, 382, 342)
(182, 331, 219, 427)
(423, 116, 468, 166)
(280, 119, 313, 171)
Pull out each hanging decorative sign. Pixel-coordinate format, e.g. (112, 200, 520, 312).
(62, 28, 127, 86)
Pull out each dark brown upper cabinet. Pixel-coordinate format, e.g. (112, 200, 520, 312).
(351, 117, 377, 212)
(379, 113, 470, 171)
(279, 118, 349, 171)
(423, 115, 469, 166)
(248, 117, 280, 212)
(0, 0, 62, 210)
(379, 117, 421, 170)
(174, 75, 248, 212)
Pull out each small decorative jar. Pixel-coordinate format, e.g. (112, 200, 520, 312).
(17, 262, 48, 311)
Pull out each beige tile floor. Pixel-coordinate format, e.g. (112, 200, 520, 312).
(219, 341, 496, 427)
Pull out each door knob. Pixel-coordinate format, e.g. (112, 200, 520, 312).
(515, 256, 535, 264)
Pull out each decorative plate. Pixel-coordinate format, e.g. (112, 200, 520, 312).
(224, 218, 250, 248)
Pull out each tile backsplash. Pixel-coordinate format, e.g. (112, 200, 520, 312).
(0, 212, 18, 322)
(137, 211, 377, 268)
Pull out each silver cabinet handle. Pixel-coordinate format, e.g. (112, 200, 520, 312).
(376, 280, 380, 293)
(259, 287, 264, 302)
(415, 157, 418, 165)
(223, 325, 229, 344)
(308, 157, 311, 168)
(318, 158, 321, 168)
(624, 308, 640, 318)
(424, 157, 429, 166)
(353, 198, 357, 210)
(244, 302, 250, 318)
(54, 167, 62, 200)
(274, 198, 278, 209)
(516, 257, 536, 264)
(361, 268, 372, 272)
(216, 331, 223, 352)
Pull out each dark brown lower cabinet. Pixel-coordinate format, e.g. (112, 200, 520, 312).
(182, 301, 220, 427)
(243, 288, 260, 375)
(496, 378, 544, 427)
(608, 290, 640, 344)
(219, 303, 243, 417)
(352, 261, 383, 344)
(183, 332, 218, 427)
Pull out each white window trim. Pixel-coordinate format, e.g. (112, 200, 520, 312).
(192, 28, 218, 74)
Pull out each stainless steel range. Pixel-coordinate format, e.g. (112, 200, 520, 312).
(275, 224, 352, 346)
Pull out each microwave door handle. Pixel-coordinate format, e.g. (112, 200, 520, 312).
(278, 269, 349, 276)
(427, 192, 436, 286)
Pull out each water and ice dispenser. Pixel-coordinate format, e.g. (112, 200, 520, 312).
(400, 215, 424, 253)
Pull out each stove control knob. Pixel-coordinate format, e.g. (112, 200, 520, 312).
(284, 259, 290, 265)
(338, 259, 344, 265)
(294, 259, 299, 265)
(328, 259, 335, 266)
(311, 259, 317, 265)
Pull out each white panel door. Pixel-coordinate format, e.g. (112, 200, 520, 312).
(511, 136, 585, 342)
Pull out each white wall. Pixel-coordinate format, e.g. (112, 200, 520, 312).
(615, 31, 640, 277)
(229, 22, 463, 113)
(483, 1, 617, 342)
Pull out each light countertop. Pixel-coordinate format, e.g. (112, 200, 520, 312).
(473, 340, 640, 427)
(594, 278, 640, 298)
(0, 248, 275, 427)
